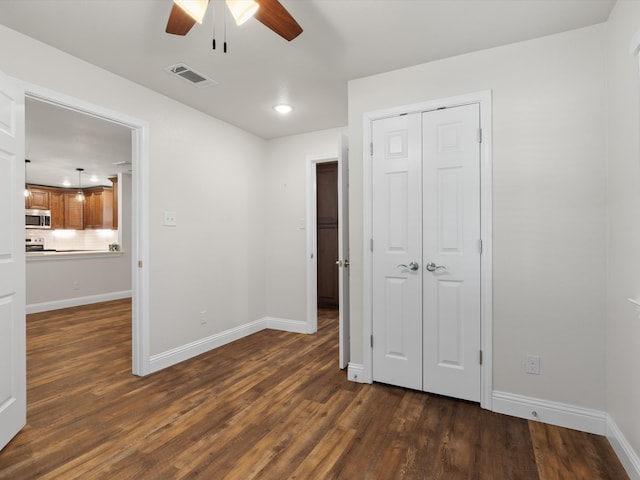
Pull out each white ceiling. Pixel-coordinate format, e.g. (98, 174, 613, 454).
(1, 0, 616, 185)
(25, 98, 132, 188)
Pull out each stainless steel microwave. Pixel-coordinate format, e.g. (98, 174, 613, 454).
(25, 209, 51, 229)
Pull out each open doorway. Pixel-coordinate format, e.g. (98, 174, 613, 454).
(316, 161, 339, 310)
(23, 86, 149, 377)
(306, 134, 350, 369)
(24, 98, 133, 307)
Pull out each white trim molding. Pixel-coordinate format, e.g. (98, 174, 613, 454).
(26, 290, 132, 314)
(492, 391, 607, 435)
(361, 90, 494, 408)
(607, 415, 640, 480)
(264, 316, 308, 334)
(347, 363, 366, 383)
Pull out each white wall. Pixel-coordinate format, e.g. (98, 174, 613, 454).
(348, 25, 608, 410)
(26, 254, 130, 309)
(264, 128, 343, 322)
(0, 25, 267, 356)
(606, 0, 640, 459)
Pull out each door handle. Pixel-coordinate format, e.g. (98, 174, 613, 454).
(336, 260, 350, 267)
(336, 260, 343, 267)
(426, 262, 446, 272)
(398, 261, 420, 271)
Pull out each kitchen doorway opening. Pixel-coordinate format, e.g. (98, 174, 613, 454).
(24, 86, 149, 376)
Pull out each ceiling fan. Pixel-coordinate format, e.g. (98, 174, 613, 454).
(166, 0, 303, 41)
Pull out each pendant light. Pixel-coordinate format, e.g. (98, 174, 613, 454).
(75, 168, 85, 202)
(24, 159, 31, 198)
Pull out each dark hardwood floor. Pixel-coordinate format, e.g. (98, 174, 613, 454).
(0, 300, 628, 479)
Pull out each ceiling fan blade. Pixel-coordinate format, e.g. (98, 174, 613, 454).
(254, 0, 302, 41)
(166, 3, 198, 36)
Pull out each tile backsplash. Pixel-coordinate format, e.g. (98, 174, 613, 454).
(26, 229, 117, 251)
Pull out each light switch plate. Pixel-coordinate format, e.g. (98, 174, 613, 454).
(163, 210, 177, 226)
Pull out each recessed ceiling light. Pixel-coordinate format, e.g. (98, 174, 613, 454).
(62, 179, 71, 187)
(273, 104, 293, 114)
(90, 175, 99, 183)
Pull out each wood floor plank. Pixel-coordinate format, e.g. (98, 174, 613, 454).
(530, 421, 629, 480)
(0, 300, 629, 479)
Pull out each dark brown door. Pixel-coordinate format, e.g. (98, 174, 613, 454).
(317, 162, 339, 308)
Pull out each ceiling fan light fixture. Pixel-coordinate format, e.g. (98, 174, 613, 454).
(273, 104, 293, 114)
(174, 0, 209, 24)
(226, 0, 259, 25)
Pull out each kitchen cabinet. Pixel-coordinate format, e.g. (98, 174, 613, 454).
(24, 184, 117, 230)
(25, 185, 50, 210)
(64, 193, 84, 230)
(49, 191, 65, 229)
(83, 187, 113, 229)
(109, 177, 118, 229)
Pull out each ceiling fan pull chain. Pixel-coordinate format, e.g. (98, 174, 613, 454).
(212, 0, 216, 49)
(223, 2, 228, 53)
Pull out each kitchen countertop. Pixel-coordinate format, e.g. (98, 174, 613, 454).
(26, 250, 124, 261)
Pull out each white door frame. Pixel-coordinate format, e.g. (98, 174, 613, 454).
(23, 83, 151, 376)
(362, 90, 493, 409)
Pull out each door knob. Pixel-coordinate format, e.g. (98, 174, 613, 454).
(336, 260, 343, 267)
(426, 262, 446, 272)
(398, 261, 419, 271)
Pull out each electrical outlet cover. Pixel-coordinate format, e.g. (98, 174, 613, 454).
(163, 211, 177, 226)
(526, 354, 540, 375)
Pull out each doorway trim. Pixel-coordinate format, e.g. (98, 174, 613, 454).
(362, 90, 493, 409)
(23, 82, 150, 376)
(306, 153, 339, 335)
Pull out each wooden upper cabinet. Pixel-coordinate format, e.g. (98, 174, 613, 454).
(24, 184, 118, 230)
(109, 177, 118, 229)
(83, 186, 113, 229)
(49, 191, 65, 229)
(64, 193, 84, 230)
(25, 186, 50, 210)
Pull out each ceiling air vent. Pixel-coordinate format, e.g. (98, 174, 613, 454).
(165, 63, 218, 88)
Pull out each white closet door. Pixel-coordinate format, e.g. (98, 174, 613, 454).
(422, 104, 481, 402)
(371, 113, 423, 390)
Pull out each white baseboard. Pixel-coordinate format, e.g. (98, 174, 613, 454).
(264, 316, 308, 334)
(149, 318, 267, 373)
(148, 316, 310, 374)
(607, 415, 640, 480)
(492, 391, 607, 435)
(347, 363, 366, 383)
(26, 290, 132, 314)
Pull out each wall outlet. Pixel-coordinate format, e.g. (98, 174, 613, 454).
(163, 211, 177, 226)
(199, 310, 207, 325)
(72, 281, 79, 291)
(526, 354, 540, 375)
